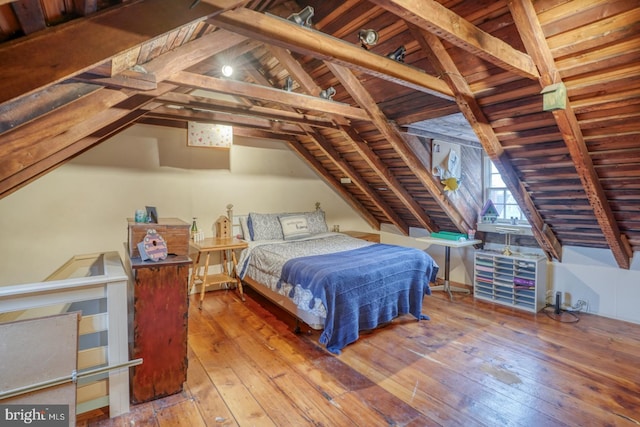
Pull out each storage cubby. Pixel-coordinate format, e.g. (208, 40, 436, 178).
(474, 251, 547, 312)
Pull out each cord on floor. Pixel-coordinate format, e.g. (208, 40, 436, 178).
(542, 304, 580, 323)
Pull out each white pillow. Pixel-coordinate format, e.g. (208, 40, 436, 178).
(279, 215, 310, 240)
(239, 216, 251, 241)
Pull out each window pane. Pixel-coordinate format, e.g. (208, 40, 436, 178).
(489, 189, 505, 204)
(485, 158, 528, 224)
(504, 205, 522, 220)
(490, 174, 505, 188)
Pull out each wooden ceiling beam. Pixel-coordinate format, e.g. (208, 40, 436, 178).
(369, 0, 539, 80)
(11, 0, 46, 35)
(508, 0, 632, 269)
(410, 23, 562, 260)
(144, 105, 307, 136)
(78, 28, 249, 91)
(0, 22, 256, 198)
(166, 71, 369, 122)
(328, 62, 443, 233)
(0, 85, 175, 198)
(87, 47, 141, 77)
(155, 91, 339, 129)
(267, 45, 324, 97)
(0, 0, 243, 107)
(71, 73, 159, 91)
(209, 6, 454, 99)
(134, 29, 248, 84)
(326, 61, 474, 233)
(0, 82, 100, 134)
(0, 87, 126, 182)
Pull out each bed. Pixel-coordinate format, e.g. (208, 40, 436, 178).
(232, 207, 439, 354)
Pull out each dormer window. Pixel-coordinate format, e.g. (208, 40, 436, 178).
(484, 155, 527, 224)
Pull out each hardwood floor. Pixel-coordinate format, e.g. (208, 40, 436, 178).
(84, 287, 640, 426)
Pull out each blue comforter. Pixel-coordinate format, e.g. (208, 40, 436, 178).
(279, 243, 438, 354)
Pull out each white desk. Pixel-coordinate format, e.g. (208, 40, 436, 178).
(417, 237, 482, 300)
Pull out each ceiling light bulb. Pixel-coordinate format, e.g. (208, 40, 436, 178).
(221, 65, 233, 77)
(358, 29, 379, 47)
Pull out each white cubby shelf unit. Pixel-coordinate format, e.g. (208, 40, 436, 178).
(474, 250, 547, 312)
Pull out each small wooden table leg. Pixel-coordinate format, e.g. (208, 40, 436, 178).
(188, 251, 201, 295)
(199, 252, 211, 309)
(221, 249, 230, 276)
(231, 251, 245, 301)
(189, 238, 248, 307)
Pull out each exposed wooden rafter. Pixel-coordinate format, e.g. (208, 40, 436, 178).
(0, 84, 177, 198)
(264, 45, 407, 232)
(0, 23, 249, 199)
(325, 61, 474, 233)
(0, 0, 241, 106)
(153, 92, 340, 130)
(508, 0, 632, 269)
(284, 135, 382, 230)
(408, 24, 562, 260)
(166, 71, 369, 122)
(209, 6, 455, 99)
(369, 0, 540, 80)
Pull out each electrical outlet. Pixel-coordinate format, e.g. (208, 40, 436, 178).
(576, 299, 588, 312)
(563, 299, 588, 312)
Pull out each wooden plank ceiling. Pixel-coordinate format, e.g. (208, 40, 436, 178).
(0, 0, 638, 268)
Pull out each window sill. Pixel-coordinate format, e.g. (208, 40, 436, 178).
(477, 222, 533, 236)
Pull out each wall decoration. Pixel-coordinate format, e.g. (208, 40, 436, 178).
(441, 177, 460, 192)
(432, 140, 461, 180)
(433, 140, 462, 193)
(187, 122, 233, 148)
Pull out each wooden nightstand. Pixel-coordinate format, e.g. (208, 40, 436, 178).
(189, 237, 248, 308)
(342, 230, 380, 243)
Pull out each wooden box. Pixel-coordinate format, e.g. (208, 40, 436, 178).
(128, 218, 190, 258)
(129, 256, 191, 403)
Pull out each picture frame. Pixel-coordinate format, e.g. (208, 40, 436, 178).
(145, 206, 158, 224)
(187, 122, 233, 148)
